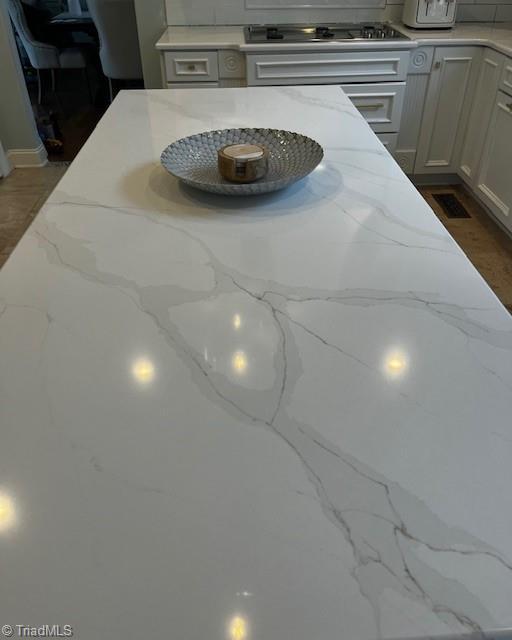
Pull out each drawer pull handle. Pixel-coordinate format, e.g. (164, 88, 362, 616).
(356, 103, 385, 111)
(187, 64, 197, 72)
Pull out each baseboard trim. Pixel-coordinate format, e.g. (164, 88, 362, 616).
(7, 143, 48, 168)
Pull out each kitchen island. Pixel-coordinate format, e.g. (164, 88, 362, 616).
(1, 86, 512, 640)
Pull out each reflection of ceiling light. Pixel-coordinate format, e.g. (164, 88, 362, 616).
(383, 349, 409, 379)
(0, 492, 17, 533)
(233, 314, 242, 330)
(229, 616, 248, 640)
(231, 350, 248, 375)
(131, 358, 156, 385)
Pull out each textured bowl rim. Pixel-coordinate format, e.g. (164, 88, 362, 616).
(160, 128, 324, 194)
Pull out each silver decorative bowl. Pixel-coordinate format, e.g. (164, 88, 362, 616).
(160, 128, 324, 196)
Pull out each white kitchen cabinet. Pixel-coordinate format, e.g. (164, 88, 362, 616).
(167, 82, 220, 89)
(246, 50, 409, 86)
(415, 46, 480, 174)
(500, 58, 512, 97)
(475, 91, 512, 232)
(376, 133, 398, 153)
(395, 47, 433, 174)
(340, 82, 405, 133)
(164, 51, 220, 83)
(459, 49, 504, 185)
(162, 50, 246, 87)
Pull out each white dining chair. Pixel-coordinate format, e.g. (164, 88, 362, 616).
(87, 0, 143, 102)
(7, 0, 88, 104)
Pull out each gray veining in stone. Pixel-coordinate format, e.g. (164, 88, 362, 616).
(1, 87, 512, 640)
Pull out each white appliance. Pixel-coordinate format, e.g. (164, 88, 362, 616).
(0, 141, 11, 178)
(402, 0, 456, 28)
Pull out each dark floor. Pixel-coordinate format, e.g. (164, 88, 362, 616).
(25, 64, 106, 162)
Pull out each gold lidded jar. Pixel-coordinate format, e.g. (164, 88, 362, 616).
(218, 143, 269, 183)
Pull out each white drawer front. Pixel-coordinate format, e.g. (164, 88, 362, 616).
(500, 61, 512, 98)
(247, 51, 409, 86)
(341, 82, 406, 133)
(377, 133, 398, 153)
(167, 82, 220, 89)
(165, 51, 219, 83)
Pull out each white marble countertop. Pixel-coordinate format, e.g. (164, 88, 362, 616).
(399, 22, 512, 57)
(156, 24, 416, 52)
(156, 25, 246, 50)
(156, 22, 512, 57)
(1, 86, 512, 639)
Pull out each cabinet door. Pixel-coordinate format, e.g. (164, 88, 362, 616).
(415, 47, 479, 174)
(459, 49, 504, 184)
(476, 91, 512, 231)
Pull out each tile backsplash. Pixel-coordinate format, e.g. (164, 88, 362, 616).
(165, 0, 512, 25)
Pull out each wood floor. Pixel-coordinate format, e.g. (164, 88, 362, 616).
(420, 184, 512, 314)
(1, 168, 511, 315)
(0, 164, 67, 269)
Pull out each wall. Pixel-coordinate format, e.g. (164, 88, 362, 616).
(165, 0, 512, 24)
(165, 0, 403, 26)
(456, 0, 512, 22)
(0, 2, 45, 165)
(134, 0, 167, 88)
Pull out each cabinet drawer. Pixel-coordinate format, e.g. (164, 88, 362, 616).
(247, 51, 409, 86)
(500, 60, 512, 98)
(341, 82, 405, 133)
(164, 51, 219, 83)
(167, 82, 220, 89)
(377, 133, 398, 153)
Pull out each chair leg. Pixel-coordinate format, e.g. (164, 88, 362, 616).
(108, 77, 114, 104)
(51, 69, 56, 93)
(37, 69, 43, 105)
(83, 68, 93, 104)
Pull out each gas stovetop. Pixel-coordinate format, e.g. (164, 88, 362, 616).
(244, 23, 409, 43)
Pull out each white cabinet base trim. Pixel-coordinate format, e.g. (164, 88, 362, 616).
(477, 183, 509, 218)
(7, 143, 48, 168)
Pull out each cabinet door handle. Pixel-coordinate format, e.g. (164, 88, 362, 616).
(434, 61, 441, 70)
(356, 103, 385, 111)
